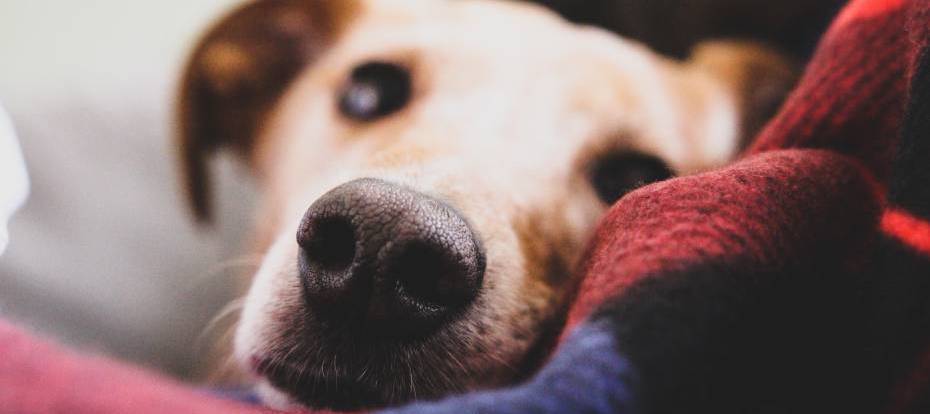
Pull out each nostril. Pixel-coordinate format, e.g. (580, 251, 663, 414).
(301, 217, 357, 273)
(388, 242, 467, 311)
(381, 238, 483, 324)
(298, 214, 365, 313)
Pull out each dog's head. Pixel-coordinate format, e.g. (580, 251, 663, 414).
(178, 0, 795, 410)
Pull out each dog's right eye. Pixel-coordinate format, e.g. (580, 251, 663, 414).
(588, 151, 673, 205)
(338, 62, 412, 122)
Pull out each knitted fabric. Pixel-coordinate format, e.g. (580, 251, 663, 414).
(561, 0, 930, 412)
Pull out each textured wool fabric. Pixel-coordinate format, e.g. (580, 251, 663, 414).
(867, 6, 930, 412)
(3, 0, 930, 413)
(565, 149, 882, 329)
(747, 0, 911, 181)
(561, 0, 930, 413)
(566, 150, 883, 413)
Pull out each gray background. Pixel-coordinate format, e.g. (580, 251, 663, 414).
(0, 0, 257, 379)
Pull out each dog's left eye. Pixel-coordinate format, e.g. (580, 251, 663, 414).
(588, 151, 673, 205)
(338, 61, 412, 121)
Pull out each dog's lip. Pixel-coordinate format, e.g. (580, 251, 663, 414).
(249, 354, 311, 380)
(249, 354, 384, 410)
(249, 354, 368, 386)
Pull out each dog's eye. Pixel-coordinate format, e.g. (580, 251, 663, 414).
(588, 152, 673, 204)
(338, 62, 412, 121)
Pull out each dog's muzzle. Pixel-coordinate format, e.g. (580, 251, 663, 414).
(297, 178, 486, 337)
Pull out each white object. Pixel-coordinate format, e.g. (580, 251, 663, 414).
(0, 103, 29, 255)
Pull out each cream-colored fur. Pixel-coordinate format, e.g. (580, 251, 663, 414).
(180, 0, 794, 409)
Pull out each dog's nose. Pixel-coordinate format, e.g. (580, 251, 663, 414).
(297, 178, 485, 336)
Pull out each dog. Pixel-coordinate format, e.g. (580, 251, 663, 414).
(178, 0, 796, 410)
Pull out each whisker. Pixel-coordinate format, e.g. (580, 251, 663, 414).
(195, 297, 246, 353)
(407, 358, 417, 401)
(188, 254, 265, 288)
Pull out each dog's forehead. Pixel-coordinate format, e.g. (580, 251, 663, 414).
(355, 0, 565, 30)
(335, 0, 652, 75)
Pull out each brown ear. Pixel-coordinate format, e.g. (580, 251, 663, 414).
(687, 40, 800, 148)
(522, 0, 842, 59)
(178, 0, 359, 222)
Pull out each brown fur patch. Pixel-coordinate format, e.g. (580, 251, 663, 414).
(178, 0, 361, 221)
(689, 41, 799, 146)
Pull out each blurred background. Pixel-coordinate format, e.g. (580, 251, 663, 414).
(0, 0, 256, 379)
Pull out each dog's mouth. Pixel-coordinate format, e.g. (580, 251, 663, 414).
(251, 355, 386, 410)
(247, 315, 486, 411)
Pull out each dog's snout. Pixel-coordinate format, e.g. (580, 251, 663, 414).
(297, 178, 485, 336)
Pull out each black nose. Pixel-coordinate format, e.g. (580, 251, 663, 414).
(297, 178, 485, 336)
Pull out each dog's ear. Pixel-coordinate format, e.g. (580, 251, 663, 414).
(687, 40, 799, 149)
(522, 0, 842, 59)
(178, 0, 359, 222)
